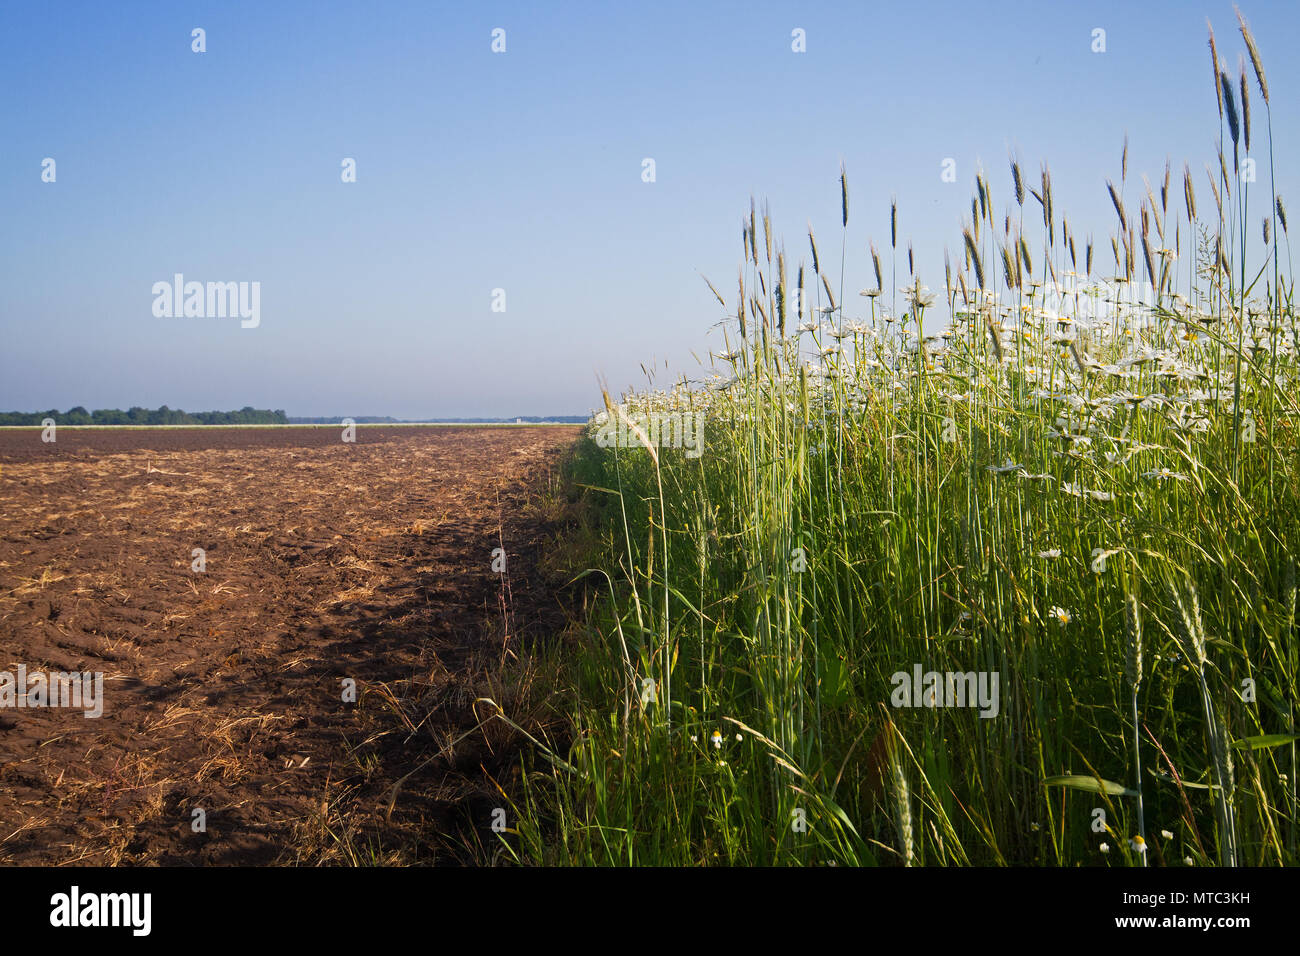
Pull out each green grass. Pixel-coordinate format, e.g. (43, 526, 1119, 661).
(507, 15, 1297, 866)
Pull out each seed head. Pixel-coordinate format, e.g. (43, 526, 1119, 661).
(1107, 180, 1128, 233)
(1125, 593, 1143, 687)
(1239, 59, 1251, 153)
(1041, 164, 1054, 236)
(737, 268, 747, 339)
(749, 197, 757, 266)
(1208, 20, 1223, 120)
(1001, 245, 1017, 288)
(762, 201, 772, 263)
(777, 250, 787, 336)
(962, 227, 985, 290)
(1170, 578, 1208, 667)
(890, 753, 914, 867)
(821, 273, 836, 311)
(1221, 71, 1240, 149)
(840, 163, 849, 228)
(1235, 5, 1269, 104)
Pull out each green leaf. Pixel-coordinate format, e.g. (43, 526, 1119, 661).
(1043, 774, 1137, 796)
(819, 654, 853, 710)
(1230, 734, 1300, 751)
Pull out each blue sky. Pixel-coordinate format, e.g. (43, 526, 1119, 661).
(2, 0, 1296, 418)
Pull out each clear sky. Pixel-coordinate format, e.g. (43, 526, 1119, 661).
(2, 1, 1297, 418)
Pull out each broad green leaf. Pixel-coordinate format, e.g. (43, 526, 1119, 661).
(820, 654, 853, 710)
(1230, 734, 1300, 751)
(1043, 774, 1137, 796)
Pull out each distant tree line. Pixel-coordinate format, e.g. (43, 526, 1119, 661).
(0, 406, 289, 426)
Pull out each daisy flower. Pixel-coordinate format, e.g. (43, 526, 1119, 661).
(1142, 467, 1189, 482)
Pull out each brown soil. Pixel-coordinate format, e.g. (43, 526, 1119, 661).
(0, 425, 581, 865)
